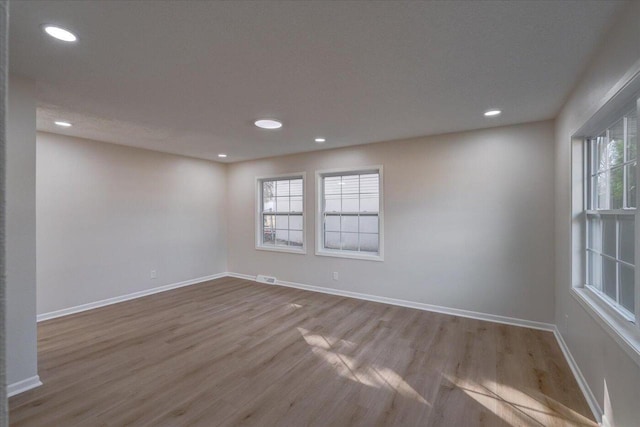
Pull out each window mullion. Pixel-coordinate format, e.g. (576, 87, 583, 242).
(339, 176, 343, 250)
(585, 139, 591, 288)
(357, 175, 361, 252)
(616, 217, 620, 304)
(635, 98, 640, 327)
(606, 130, 611, 209)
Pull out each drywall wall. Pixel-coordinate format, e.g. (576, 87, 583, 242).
(555, 2, 640, 426)
(36, 132, 227, 315)
(6, 75, 37, 386)
(227, 120, 556, 323)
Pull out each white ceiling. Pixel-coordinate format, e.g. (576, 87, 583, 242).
(10, 1, 626, 162)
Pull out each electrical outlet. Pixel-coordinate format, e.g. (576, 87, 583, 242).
(151, 270, 157, 279)
(333, 272, 339, 281)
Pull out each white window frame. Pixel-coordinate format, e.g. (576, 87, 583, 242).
(572, 92, 640, 368)
(255, 172, 306, 255)
(315, 166, 384, 261)
(584, 112, 637, 320)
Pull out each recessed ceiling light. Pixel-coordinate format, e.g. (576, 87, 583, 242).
(254, 119, 282, 129)
(314, 138, 326, 143)
(484, 109, 502, 117)
(43, 25, 77, 42)
(54, 121, 72, 127)
(218, 154, 227, 158)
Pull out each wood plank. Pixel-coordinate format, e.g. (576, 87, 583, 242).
(9, 278, 596, 426)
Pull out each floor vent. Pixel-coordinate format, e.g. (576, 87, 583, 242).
(256, 275, 277, 285)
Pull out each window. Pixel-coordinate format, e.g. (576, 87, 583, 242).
(585, 107, 637, 320)
(316, 167, 383, 261)
(256, 174, 305, 253)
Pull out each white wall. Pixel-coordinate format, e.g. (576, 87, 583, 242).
(36, 132, 227, 315)
(555, 2, 640, 426)
(227, 120, 556, 323)
(7, 75, 37, 385)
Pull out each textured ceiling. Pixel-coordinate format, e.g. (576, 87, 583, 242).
(9, 0, 626, 162)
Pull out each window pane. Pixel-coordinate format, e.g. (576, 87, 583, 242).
(324, 177, 341, 194)
(325, 196, 341, 212)
(325, 215, 340, 232)
(341, 216, 358, 233)
(263, 214, 275, 231)
(263, 181, 275, 212)
(275, 229, 288, 245)
(290, 215, 303, 231)
(290, 196, 303, 212)
(341, 175, 359, 194)
(275, 215, 288, 230)
(597, 136, 607, 171)
(596, 172, 608, 209)
(263, 197, 275, 212)
(588, 251, 602, 291)
(276, 197, 290, 212)
(360, 174, 379, 194)
(610, 167, 623, 209)
(602, 257, 617, 300)
(587, 217, 601, 251)
(590, 139, 598, 174)
(325, 232, 340, 249)
(360, 194, 379, 213)
(342, 194, 358, 212)
(602, 217, 616, 257)
(263, 181, 275, 199)
(359, 216, 379, 233)
(359, 233, 379, 253)
(289, 179, 303, 196)
(276, 180, 290, 197)
(619, 217, 635, 264)
(608, 119, 624, 166)
(620, 264, 635, 313)
(627, 113, 637, 161)
(288, 230, 303, 247)
(263, 230, 275, 245)
(341, 232, 359, 251)
(626, 163, 636, 208)
(590, 176, 597, 210)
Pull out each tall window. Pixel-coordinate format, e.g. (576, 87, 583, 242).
(585, 107, 637, 319)
(316, 167, 383, 261)
(256, 174, 305, 253)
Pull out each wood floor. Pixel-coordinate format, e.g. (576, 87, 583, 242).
(10, 277, 596, 426)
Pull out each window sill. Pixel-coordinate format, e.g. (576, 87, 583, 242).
(571, 287, 640, 367)
(256, 245, 306, 255)
(315, 249, 383, 262)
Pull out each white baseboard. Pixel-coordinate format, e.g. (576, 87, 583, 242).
(553, 327, 603, 424)
(228, 271, 602, 424)
(227, 272, 256, 281)
(37, 272, 227, 322)
(227, 272, 555, 331)
(8, 375, 42, 397)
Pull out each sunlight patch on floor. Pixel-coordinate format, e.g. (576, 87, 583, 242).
(297, 327, 429, 406)
(443, 374, 596, 427)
